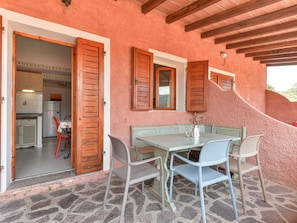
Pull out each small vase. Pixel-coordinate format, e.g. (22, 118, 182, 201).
(193, 125, 200, 138)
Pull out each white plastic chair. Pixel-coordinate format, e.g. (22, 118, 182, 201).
(220, 134, 267, 215)
(169, 138, 238, 223)
(104, 135, 164, 223)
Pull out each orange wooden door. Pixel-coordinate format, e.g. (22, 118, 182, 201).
(75, 38, 104, 174)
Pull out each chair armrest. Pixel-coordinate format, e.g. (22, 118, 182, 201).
(229, 144, 239, 154)
(130, 156, 163, 166)
(170, 152, 200, 168)
(229, 153, 240, 159)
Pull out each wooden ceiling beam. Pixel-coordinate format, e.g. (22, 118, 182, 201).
(236, 40, 297, 54)
(260, 57, 297, 64)
(201, 4, 297, 38)
(185, 0, 280, 32)
(267, 62, 297, 66)
(142, 0, 166, 14)
(253, 53, 297, 61)
(166, 0, 220, 24)
(215, 20, 297, 44)
(246, 47, 297, 57)
(226, 31, 297, 49)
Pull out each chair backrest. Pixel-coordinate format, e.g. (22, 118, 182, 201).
(108, 135, 130, 164)
(64, 115, 71, 120)
(52, 116, 60, 135)
(238, 134, 263, 157)
(199, 138, 232, 166)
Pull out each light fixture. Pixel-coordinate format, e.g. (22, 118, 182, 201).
(62, 0, 71, 7)
(220, 51, 228, 59)
(22, 89, 35, 93)
(220, 51, 228, 66)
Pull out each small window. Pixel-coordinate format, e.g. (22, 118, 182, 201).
(154, 65, 176, 110)
(211, 71, 234, 91)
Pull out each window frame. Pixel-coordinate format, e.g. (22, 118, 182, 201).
(149, 49, 187, 112)
(154, 66, 176, 110)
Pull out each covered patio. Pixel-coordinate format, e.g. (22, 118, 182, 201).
(1, 2, 297, 221)
(0, 174, 296, 222)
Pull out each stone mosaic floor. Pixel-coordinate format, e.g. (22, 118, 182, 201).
(0, 174, 297, 223)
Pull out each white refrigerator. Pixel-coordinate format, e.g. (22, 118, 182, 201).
(43, 101, 61, 137)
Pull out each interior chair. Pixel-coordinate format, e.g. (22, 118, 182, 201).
(104, 135, 164, 223)
(169, 138, 238, 223)
(64, 115, 71, 120)
(218, 134, 267, 215)
(53, 116, 71, 158)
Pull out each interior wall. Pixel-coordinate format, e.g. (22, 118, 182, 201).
(16, 36, 71, 70)
(43, 85, 71, 120)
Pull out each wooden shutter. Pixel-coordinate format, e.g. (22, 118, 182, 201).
(75, 38, 104, 174)
(131, 47, 153, 110)
(186, 61, 208, 112)
(211, 72, 233, 90)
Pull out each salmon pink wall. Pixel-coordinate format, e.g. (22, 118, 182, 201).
(2, 1, 288, 186)
(206, 81, 297, 189)
(266, 90, 297, 125)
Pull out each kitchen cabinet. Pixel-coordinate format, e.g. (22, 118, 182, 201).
(16, 71, 43, 92)
(16, 119, 37, 149)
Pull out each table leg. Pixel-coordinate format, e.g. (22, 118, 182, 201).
(148, 147, 176, 211)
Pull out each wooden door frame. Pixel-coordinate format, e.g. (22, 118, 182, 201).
(0, 16, 2, 182)
(12, 32, 75, 180)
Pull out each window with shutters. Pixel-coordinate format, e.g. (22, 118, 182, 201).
(211, 71, 234, 91)
(132, 47, 208, 112)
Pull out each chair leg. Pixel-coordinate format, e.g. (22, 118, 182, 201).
(55, 137, 62, 158)
(141, 181, 144, 193)
(257, 155, 267, 203)
(258, 168, 267, 202)
(169, 170, 174, 201)
(199, 185, 206, 223)
(161, 171, 164, 212)
(120, 180, 130, 223)
(227, 174, 239, 220)
(238, 172, 247, 215)
(103, 166, 113, 207)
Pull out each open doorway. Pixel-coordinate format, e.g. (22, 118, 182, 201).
(14, 34, 73, 180)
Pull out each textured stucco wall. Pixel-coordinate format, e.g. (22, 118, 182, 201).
(2, 1, 291, 187)
(205, 82, 297, 189)
(266, 90, 297, 125)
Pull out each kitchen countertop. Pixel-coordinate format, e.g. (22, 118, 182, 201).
(16, 113, 42, 119)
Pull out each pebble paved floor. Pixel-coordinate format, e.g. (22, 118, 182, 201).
(0, 174, 297, 223)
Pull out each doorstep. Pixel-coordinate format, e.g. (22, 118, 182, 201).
(0, 170, 108, 203)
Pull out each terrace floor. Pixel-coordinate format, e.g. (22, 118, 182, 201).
(0, 173, 297, 223)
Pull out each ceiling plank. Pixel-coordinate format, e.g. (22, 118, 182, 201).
(267, 62, 297, 66)
(260, 57, 297, 64)
(246, 47, 297, 57)
(185, 0, 280, 32)
(166, 0, 221, 24)
(142, 0, 167, 14)
(201, 4, 297, 38)
(226, 31, 297, 49)
(253, 53, 297, 61)
(215, 20, 297, 44)
(236, 40, 297, 54)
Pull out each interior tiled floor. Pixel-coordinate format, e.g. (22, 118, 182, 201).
(15, 137, 71, 179)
